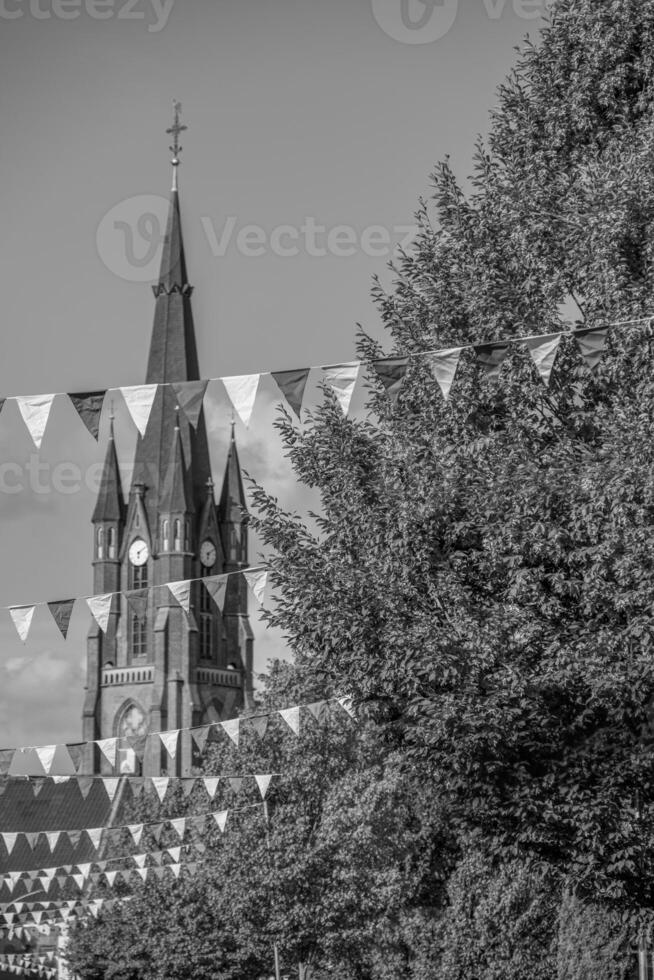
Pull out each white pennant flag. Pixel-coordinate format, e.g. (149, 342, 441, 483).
(167, 581, 191, 615)
(97, 738, 117, 769)
(3, 834, 18, 855)
(35, 746, 57, 776)
(15, 394, 56, 450)
(9, 606, 36, 644)
(86, 594, 114, 634)
(203, 576, 228, 612)
(322, 362, 360, 415)
(76, 863, 91, 881)
(127, 824, 144, 846)
(119, 385, 158, 437)
(203, 777, 219, 800)
(279, 706, 300, 736)
(212, 810, 229, 834)
(254, 774, 273, 800)
(222, 374, 260, 428)
(158, 730, 180, 760)
(151, 776, 169, 802)
(524, 333, 562, 386)
(426, 347, 462, 400)
(136, 868, 148, 881)
(170, 863, 181, 879)
(86, 828, 102, 852)
(243, 569, 267, 606)
(167, 846, 181, 863)
(169, 818, 186, 840)
(221, 718, 240, 747)
(103, 778, 120, 803)
(45, 832, 60, 853)
(337, 695, 356, 718)
(133, 854, 146, 868)
(104, 871, 117, 887)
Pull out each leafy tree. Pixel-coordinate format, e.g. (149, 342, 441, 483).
(249, 0, 654, 914)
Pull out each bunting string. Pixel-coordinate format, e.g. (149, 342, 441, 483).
(0, 318, 649, 448)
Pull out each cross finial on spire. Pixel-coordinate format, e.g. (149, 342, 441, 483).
(166, 100, 187, 191)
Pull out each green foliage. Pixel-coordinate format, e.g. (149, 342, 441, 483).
(556, 891, 632, 980)
(249, 0, 654, 910)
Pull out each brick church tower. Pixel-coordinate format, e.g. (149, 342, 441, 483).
(83, 106, 253, 775)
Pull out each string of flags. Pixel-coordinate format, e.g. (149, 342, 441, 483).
(0, 951, 58, 978)
(0, 318, 648, 448)
(0, 800, 265, 864)
(0, 695, 354, 777)
(5, 566, 268, 645)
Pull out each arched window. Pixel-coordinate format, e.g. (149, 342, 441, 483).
(96, 526, 104, 559)
(162, 519, 170, 551)
(129, 562, 148, 591)
(107, 527, 116, 559)
(174, 519, 182, 551)
(130, 614, 147, 659)
(134, 510, 140, 529)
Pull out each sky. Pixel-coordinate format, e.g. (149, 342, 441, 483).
(0, 0, 549, 748)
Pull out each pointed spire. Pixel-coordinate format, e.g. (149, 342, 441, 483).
(92, 414, 125, 523)
(160, 411, 193, 514)
(219, 425, 247, 526)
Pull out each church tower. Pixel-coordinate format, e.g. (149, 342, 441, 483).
(83, 105, 253, 776)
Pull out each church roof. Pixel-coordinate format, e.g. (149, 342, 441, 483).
(91, 424, 124, 524)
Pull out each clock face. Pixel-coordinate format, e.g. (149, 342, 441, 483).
(119, 704, 148, 738)
(200, 539, 217, 568)
(129, 539, 149, 566)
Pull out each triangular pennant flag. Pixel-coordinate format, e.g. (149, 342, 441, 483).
(573, 326, 608, 372)
(127, 734, 147, 762)
(271, 368, 310, 421)
(228, 778, 243, 795)
(97, 738, 118, 769)
(254, 774, 273, 800)
(0, 749, 14, 775)
(158, 731, 179, 760)
(524, 333, 562, 386)
(279, 706, 300, 735)
(31, 776, 46, 797)
(170, 863, 182, 879)
(35, 746, 57, 776)
(3, 834, 18, 856)
(128, 825, 144, 846)
(221, 718, 240, 747)
(47, 600, 75, 640)
(371, 357, 409, 402)
(45, 832, 60, 854)
(86, 828, 102, 852)
(67, 391, 106, 441)
(67, 830, 82, 848)
(191, 726, 210, 754)
(243, 569, 267, 606)
(133, 854, 147, 868)
(104, 871, 117, 887)
(222, 374, 260, 428)
(86, 594, 114, 634)
(15, 394, 56, 450)
(169, 818, 186, 840)
(124, 588, 148, 620)
(24, 833, 38, 851)
(103, 778, 120, 803)
(426, 347, 462, 400)
(167, 581, 191, 615)
(306, 700, 330, 724)
(322, 362, 360, 415)
(76, 776, 94, 799)
(248, 715, 268, 739)
(149, 823, 164, 844)
(337, 695, 356, 718)
(172, 381, 208, 429)
(66, 743, 86, 774)
(212, 811, 229, 834)
(8, 606, 36, 644)
(474, 342, 510, 378)
(150, 777, 169, 803)
(76, 863, 91, 881)
(203, 576, 228, 613)
(182, 777, 197, 798)
(119, 385, 158, 437)
(202, 777, 220, 800)
(136, 868, 148, 882)
(167, 846, 181, 863)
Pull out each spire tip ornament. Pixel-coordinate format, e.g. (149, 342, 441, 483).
(166, 100, 187, 192)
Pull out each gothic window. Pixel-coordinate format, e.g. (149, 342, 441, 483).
(174, 519, 182, 551)
(230, 526, 240, 560)
(162, 519, 170, 551)
(107, 527, 117, 559)
(130, 614, 147, 658)
(96, 527, 104, 559)
(185, 519, 190, 549)
(129, 562, 148, 590)
(199, 614, 213, 660)
(134, 510, 140, 528)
